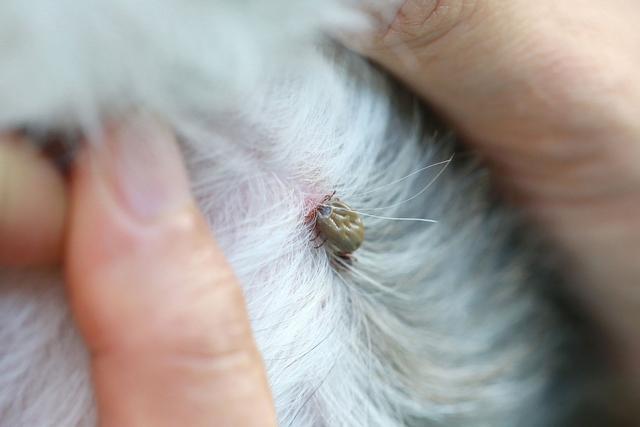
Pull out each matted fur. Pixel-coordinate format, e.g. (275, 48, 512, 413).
(0, 1, 611, 426)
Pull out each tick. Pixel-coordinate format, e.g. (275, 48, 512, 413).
(308, 192, 365, 259)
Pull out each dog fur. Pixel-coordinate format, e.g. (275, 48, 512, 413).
(0, 1, 617, 425)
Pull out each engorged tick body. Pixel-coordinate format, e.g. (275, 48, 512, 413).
(310, 193, 365, 258)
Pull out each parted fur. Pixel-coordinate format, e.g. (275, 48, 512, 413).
(0, 1, 612, 426)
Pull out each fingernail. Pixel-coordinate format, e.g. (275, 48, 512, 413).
(93, 116, 192, 222)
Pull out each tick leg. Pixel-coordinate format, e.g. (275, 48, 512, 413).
(310, 229, 321, 241)
(331, 253, 355, 269)
(313, 238, 328, 249)
(320, 191, 336, 205)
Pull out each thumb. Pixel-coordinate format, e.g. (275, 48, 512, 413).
(0, 135, 66, 266)
(65, 117, 276, 427)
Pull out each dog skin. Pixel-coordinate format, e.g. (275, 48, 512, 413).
(0, 1, 623, 425)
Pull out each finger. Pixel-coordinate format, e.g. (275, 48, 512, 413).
(0, 134, 67, 266)
(353, 1, 640, 146)
(65, 117, 276, 427)
(354, 0, 640, 390)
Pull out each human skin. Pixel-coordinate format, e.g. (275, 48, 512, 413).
(1, 0, 640, 424)
(0, 121, 278, 426)
(0, 136, 66, 266)
(352, 0, 640, 387)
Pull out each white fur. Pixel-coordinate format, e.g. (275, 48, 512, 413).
(0, 1, 599, 426)
(0, 0, 367, 127)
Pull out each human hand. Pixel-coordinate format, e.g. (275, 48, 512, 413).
(352, 0, 640, 383)
(64, 118, 278, 426)
(0, 134, 67, 266)
(1, 120, 277, 426)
